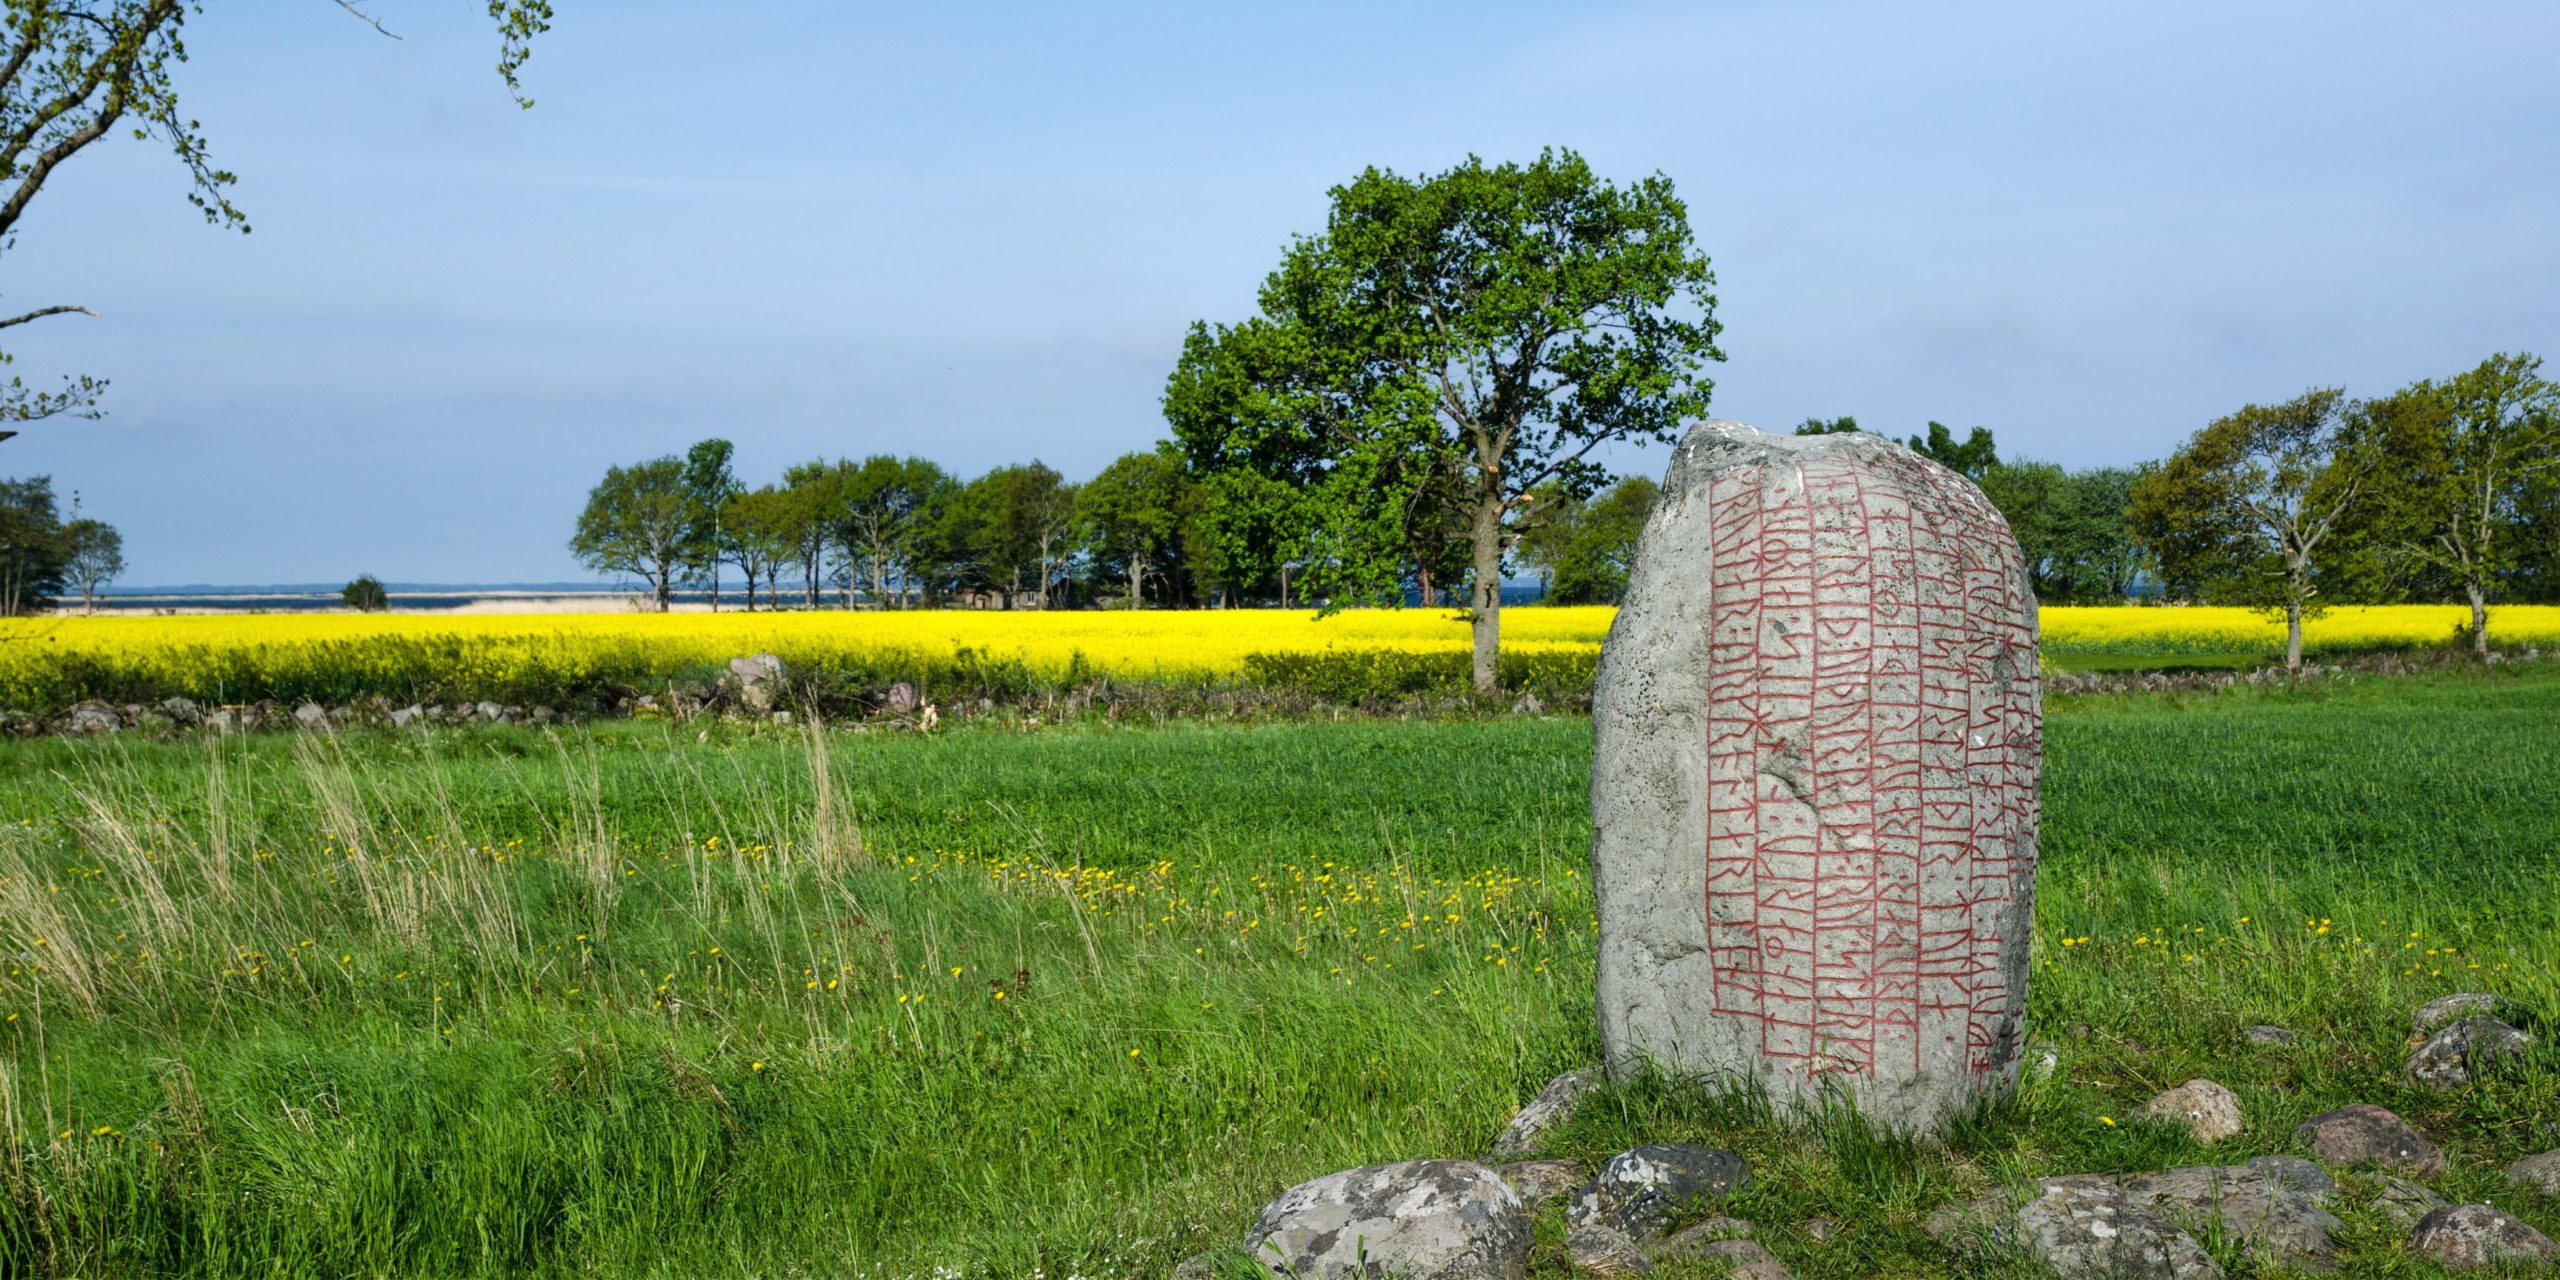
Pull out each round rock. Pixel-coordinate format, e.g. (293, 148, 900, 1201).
(2405, 1016, 2530, 1092)
(2292, 1104, 2444, 1176)
(1592, 421, 2040, 1137)
(2509, 1149, 2560, 1199)
(1568, 1143, 1752, 1243)
(2135, 1079, 2245, 1145)
(2414, 992, 2528, 1038)
(1241, 1159, 1530, 1280)
(2408, 1203, 2560, 1269)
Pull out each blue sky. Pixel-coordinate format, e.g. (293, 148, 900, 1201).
(6, 0, 2556, 584)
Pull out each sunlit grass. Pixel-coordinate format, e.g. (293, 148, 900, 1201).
(0, 668, 2556, 1276)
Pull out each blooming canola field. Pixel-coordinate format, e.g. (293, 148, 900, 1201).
(3, 603, 2556, 710)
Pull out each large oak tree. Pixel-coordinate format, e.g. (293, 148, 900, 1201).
(1167, 148, 1721, 695)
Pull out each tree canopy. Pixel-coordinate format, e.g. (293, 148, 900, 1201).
(1167, 147, 1721, 693)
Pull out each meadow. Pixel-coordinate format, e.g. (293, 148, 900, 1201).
(1, 665, 2556, 1277)
(5, 604, 2560, 715)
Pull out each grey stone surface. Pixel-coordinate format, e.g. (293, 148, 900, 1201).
(1564, 1223, 1650, 1275)
(1655, 1230, 1791, 1279)
(1592, 421, 2039, 1137)
(63, 700, 120, 733)
(2408, 1203, 2560, 1269)
(2013, 1183, 2224, 1279)
(2244, 1024, 2297, 1046)
(156, 696, 201, 724)
(2510, 1149, 2560, 1198)
(2405, 1016, 2531, 1091)
(2414, 992, 2528, 1038)
(1929, 1157, 2337, 1272)
(1488, 1067, 1601, 1159)
(2358, 1173, 2449, 1231)
(1488, 1159, 1584, 1213)
(204, 707, 242, 734)
(390, 705, 424, 728)
(884, 680, 919, 715)
(2293, 1104, 2444, 1176)
(1567, 1143, 1751, 1243)
(292, 702, 330, 730)
(2135, 1078, 2245, 1145)
(1241, 1159, 1529, 1280)
(728, 653, 785, 711)
(2104, 1157, 2339, 1268)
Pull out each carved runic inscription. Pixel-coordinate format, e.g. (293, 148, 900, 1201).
(1697, 449, 2036, 1079)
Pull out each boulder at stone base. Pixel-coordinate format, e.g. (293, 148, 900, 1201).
(1240, 1160, 1529, 1280)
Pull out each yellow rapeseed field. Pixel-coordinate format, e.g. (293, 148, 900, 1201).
(4, 603, 2556, 708)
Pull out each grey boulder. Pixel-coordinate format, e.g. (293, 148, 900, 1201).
(1487, 1067, 1600, 1159)
(1568, 1143, 1751, 1243)
(293, 702, 330, 730)
(2292, 1104, 2444, 1176)
(2013, 1182, 2224, 1279)
(2408, 1203, 2560, 1269)
(728, 653, 786, 711)
(2414, 992, 2529, 1038)
(2509, 1149, 2560, 1199)
(1488, 1159, 1584, 1213)
(2134, 1079, 2245, 1145)
(2405, 1016, 2531, 1091)
(2243, 1024, 2297, 1047)
(1241, 1159, 1530, 1280)
(1931, 1157, 2336, 1272)
(63, 700, 120, 733)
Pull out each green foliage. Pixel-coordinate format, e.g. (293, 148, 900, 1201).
(1078, 449, 1193, 607)
(569, 457, 689, 610)
(0, 474, 67, 614)
(1905, 422, 1999, 480)
(676, 438, 739, 598)
(2129, 389, 2371, 649)
(2339, 353, 2560, 646)
(58, 514, 120, 610)
(1978, 463, 2145, 603)
(1793, 415, 1862, 436)
(340, 574, 389, 613)
(1515, 476, 1658, 604)
(832, 455, 953, 607)
(1167, 147, 1721, 690)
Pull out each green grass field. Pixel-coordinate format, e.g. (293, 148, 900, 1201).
(2, 668, 2557, 1277)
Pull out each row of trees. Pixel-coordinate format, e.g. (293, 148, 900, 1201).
(2132, 353, 2560, 666)
(571, 442, 1209, 612)
(0, 476, 123, 615)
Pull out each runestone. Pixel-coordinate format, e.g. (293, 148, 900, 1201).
(1591, 420, 2040, 1135)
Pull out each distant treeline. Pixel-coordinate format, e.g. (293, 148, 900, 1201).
(0, 476, 124, 617)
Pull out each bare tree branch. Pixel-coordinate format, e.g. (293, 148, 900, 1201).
(0, 303, 99, 331)
(331, 1, 404, 40)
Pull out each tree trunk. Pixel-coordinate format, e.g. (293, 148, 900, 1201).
(2468, 581, 2490, 658)
(1418, 565, 1436, 608)
(1469, 498, 1502, 697)
(1279, 562, 1291, 610)
(2284, 597, 2303, 671)
(1129, 551, 1145, 610)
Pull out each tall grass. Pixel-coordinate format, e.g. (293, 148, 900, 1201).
(0, 670, 2556, 1277)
